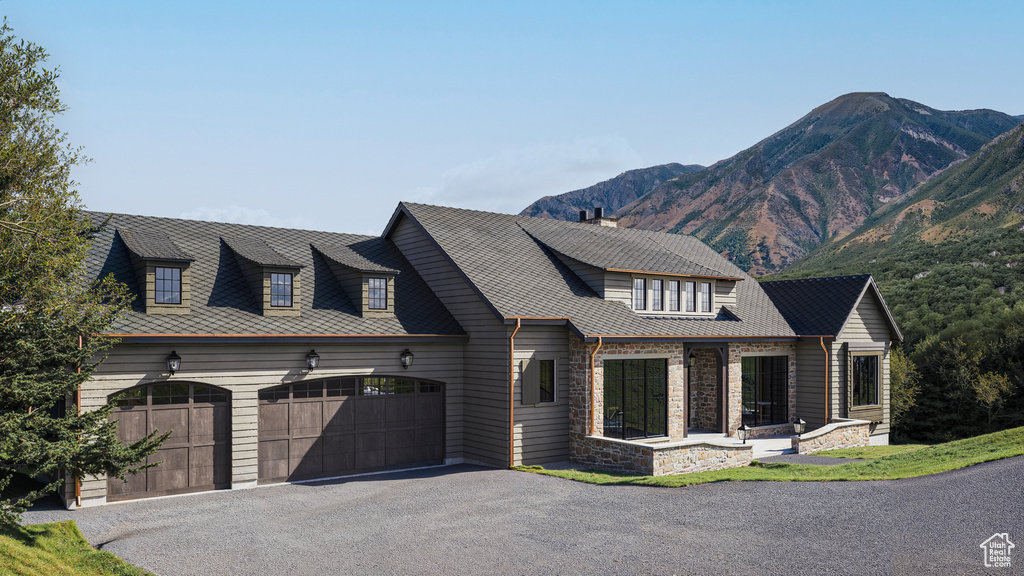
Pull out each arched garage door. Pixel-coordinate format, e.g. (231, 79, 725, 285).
(258, 376, 444, 483)
(107, 383, 231, 501)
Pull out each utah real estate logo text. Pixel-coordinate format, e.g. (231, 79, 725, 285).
(980, 533, 1014, 568)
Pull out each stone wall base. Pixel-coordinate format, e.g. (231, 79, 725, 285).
(572, 436, 753, 476)
(747, 423, 793, 439)
(792, 418, 870, 454)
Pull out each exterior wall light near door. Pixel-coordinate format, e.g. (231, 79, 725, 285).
(166, 351, 182, 375)
(737, 424, 751, 444)
(400, 349, 414, 369)
(306, 350, 320, 372)
(793, 418, 806, 437)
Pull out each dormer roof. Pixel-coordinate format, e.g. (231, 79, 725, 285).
(223, 236, 303, 268)
(120, 228, 193, 262)
(314, 242, 399, 274)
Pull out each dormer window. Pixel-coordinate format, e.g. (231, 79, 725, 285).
(270, 273, 293, 307)
(368, 277, 388, 310)
(633, 278, 646, 310)
(685, 281, 696, 312)
(651, 279, 664, 311)
(668, 280, 680, 311)
(154, 267, 182, 305)
(700, 281, 712, 312)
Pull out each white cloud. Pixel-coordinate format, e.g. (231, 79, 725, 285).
(179, 205, 315, 230)
(412, 136, 643, 214)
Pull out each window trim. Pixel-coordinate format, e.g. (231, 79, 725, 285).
(685, 281, 696, 312)
(651, 279, 664, 311)
(154, 266, 182, 305)
(740, 355, 789, 427)
(367, 277, 388, 310)
(700, 281, 712, 313)
(668, 280, 680, 311)
(521, 356, 558, 405)
(602, 357, 668, 440)
(850, 351, 881, 407)
(270, 272, 294, 308)
(633, 277, 647, 310)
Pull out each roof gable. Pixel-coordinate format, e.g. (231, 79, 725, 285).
(760, 274, 902, 341)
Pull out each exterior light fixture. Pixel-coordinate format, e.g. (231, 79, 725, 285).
(688, 351, 697, 367)
(400, 349, 414, 369)
(166, 351, 182, 375)
(306, 350, 320, 372)
(793, 418, 806, 437)
(737, 424, 751, 444)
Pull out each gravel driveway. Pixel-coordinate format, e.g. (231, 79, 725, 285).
(23, 456, 1024, 575)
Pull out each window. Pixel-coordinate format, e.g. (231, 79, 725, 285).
(651, 279, 664, 311)
(700, 282, 712, 313)
(603, 358, 667, 439)
(633, 278, 646, 310)
(668, 280, 680, 311)
(685, 281, 696, 312)
(368, 277, 388, 310)
(741, 356, 788, 427)
(522, 358, 556, 404)
(270, 273, 293, 307)
(154, 267, 181, 304)
(851, 354, 880, 406)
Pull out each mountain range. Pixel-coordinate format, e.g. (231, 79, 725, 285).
(521, 92, 1022, 275)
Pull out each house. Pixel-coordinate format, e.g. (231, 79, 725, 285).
(64, 202, 901, 506)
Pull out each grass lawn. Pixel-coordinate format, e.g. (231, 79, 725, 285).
(516, 426, 1024, 487)
(0, 521, 154, 576)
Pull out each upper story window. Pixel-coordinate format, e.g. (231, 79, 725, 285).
(368, 277, 388, 310)
(154, 267, 182, 304)
(668, 280, 680, 311)
(685, 281, 696, 312)
(270, 273, 293, 307)
(633, 278, 647, 310)
(651, 279, 664, 311)
(700, 281, 712, 313)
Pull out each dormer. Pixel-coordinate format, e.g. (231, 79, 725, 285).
(119, 228, 195, 315)
(313, 243, 399, 318)
(223, 236, 304, 317)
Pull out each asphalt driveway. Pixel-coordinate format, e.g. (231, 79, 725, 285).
(23, 456, 1024, 575)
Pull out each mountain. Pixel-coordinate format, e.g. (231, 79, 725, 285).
(520, 163, 703, 221)
(613, 93, 1021, 275)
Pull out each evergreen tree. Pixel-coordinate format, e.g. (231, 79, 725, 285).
(0, 18, 165, 523)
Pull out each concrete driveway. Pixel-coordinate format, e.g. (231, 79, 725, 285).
(23, 457, 1024, 575)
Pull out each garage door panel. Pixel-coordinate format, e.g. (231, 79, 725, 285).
(191, 405, 230, 444)
(387, 397, 416, 428)
(258, 439, 289, 482)
(322, 433, 355, 475)
(289, 437, 323, 478)
(324, 399, 354, 433)
(290, 402, 323, 438)
(355, 432, 385, 469)
(112, 410, 147, 444)
(259, 403, 289, 438)
(108, 468, 147, 498)
(148, 447, 190, 493)
(354, 398, 386, 429)
(152, 408, 190, 444)
(415, 395, 444, 423)
(189, 445, 216, 487)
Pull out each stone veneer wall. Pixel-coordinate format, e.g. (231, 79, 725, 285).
(689, 348, 719, 431)
(792, 419, 870, 454)
(574, 436, 753, 476)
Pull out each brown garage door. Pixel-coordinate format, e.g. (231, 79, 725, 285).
(107, 383, 231, 501)
(258, 376, 444, 483)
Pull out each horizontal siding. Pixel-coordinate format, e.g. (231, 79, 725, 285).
(715, 280, 737, 309)
(391, 217, 509, 467)
(794, 340, 827, 430)
(835, 293, 892, 435)
(560, 255, 606, 297)
(80, 340, 463, 503)
(605, 272, 632, 307)
(512, 324, 571, 465)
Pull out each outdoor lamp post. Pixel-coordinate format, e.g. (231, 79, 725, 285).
(400, 349, 414, 369)
(306, 350, 320, 372)
(166, 351, 181, 375)
(793, 418, 806, 437)
(737, 424, 751, 444)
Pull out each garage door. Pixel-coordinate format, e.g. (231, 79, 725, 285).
(258, 376, 444, 483)
(107, 383, 231, 501)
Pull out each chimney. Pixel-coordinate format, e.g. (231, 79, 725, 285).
(580, 206, 618, 227)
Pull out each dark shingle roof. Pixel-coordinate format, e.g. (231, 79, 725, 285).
(759, 275, 872, 337)
(393, 203, 796, 338)
(523, 223, 742, 280)
(120, 228, 193, 261)
(85, 212, 464, 337)
(314, 242, 400, 274)
(223, 236, 303, 268)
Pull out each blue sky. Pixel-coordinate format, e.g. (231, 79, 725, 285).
(6, 1, 1022, 234)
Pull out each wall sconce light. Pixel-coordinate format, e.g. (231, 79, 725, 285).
(688, 351, 697, 367)
(793, 418, 806, 437)
(166, 351, 182, 375)
(306, 350, 320, 372)
(400, 349, 414, 369)
(737, 424, 751, 444)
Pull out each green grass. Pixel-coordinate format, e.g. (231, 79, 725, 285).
(0, 521, 154, 576)
(516, 426, 1024, 487)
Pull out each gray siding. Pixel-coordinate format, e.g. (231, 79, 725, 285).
(559, 256, 606, 297)
(794, 340, 828, 429)
(390, 217, 510, 467)
(511, 325, 571, 465)
(75, 340, 464, 505)
(604, 272, 632, 307)
(715, 280, 737, 309)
